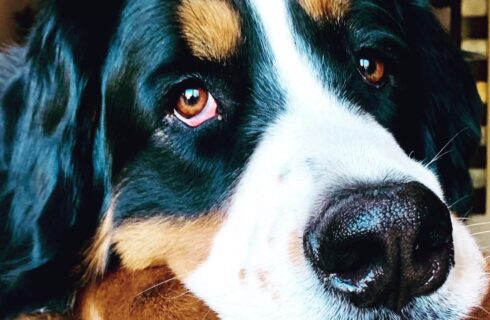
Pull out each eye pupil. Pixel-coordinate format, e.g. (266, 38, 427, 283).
(174, 85, 218, 127)
(183, 89, 201, 106)
(175, 87, 210, 119)
(357, 56, 386, 86)
(359, 58, 375, 74)
(359, 58, 370, 72)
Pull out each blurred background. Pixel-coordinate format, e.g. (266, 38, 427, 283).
(432, 0, 490, 253)
(0, 0, 489, 248)
(0, 0, 35, 47)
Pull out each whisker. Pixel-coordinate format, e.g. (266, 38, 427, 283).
(135, 275, 181, 297)
(465, 222, 490, 228)
(167, 290, 193, 300)
(424, 150, 453, 168)
(447, 195, 472, 210)
(476, 305, 490, 316)
(471, 230, 490, 237)
(423, 128, 467, 168)
(202, 308, 212, 320)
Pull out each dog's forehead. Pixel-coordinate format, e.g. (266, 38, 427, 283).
(177, 0, 242, 62)
(297, 0, 351, 21)
(173, 0, 351, 62)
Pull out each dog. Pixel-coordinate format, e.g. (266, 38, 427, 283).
(0, 0, 488, 319)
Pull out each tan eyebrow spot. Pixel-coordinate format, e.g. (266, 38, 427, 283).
(298, 0, 350, 21)
(112, 214, 224, 280)
(177, 0, 241, 62)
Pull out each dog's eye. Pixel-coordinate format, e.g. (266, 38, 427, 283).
(174, 88, 218, 127)
(357, 56, 386, 87)
(177, 88, 208, 118)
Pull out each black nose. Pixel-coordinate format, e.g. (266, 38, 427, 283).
(304, 182, 454, 312)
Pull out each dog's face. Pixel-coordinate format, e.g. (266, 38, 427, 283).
(0, 0, 487, 319)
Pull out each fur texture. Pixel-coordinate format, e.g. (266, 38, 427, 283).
(0, 0, 486, 319)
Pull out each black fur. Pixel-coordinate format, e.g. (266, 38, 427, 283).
(0, 0, 482, 317)
(0, 0, 121, 316)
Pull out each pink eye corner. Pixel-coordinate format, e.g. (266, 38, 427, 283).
(173, 87, 219, 127)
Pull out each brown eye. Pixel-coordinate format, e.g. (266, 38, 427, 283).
(358, 57, 386, 86)
(176, 88, 209, 118)
(173, 87, 218, 127)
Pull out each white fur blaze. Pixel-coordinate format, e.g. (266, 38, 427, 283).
(182, 0, 488, 319)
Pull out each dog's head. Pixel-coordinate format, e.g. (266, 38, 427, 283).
(0, 0, 487, 319)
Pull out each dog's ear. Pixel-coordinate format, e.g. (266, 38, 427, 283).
(397, 0, 483, 216)
(0, 1, 121, 316)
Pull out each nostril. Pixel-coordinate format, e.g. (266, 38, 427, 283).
(314, 237, 385, 280)
(416, 198, 453, 249)
(410, 214, 454, 296)
(320, 239, 388, 308)
(413, 228, 452, 262)
(305, 228, 390, 306)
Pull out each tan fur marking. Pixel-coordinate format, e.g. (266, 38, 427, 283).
(81, 199, 115, 282)
(298, 0, 350, 21)
(239, 268, 247, 280)
(113, 215, 223, 279)
(288, 230, 306, 269)
(256, 269, 281, 300)
(75, 267, 218, 320)
(78, 293, 103, 320)
(178, 0, 241, 62)
(272, 292, 280, 300)
(257, 270, 270, 289)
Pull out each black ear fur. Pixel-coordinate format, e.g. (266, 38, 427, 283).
(396, 0, 483, 216)
(0, 1, 120, 316)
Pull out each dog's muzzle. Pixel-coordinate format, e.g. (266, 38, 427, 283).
(304, 182, 454, 312)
